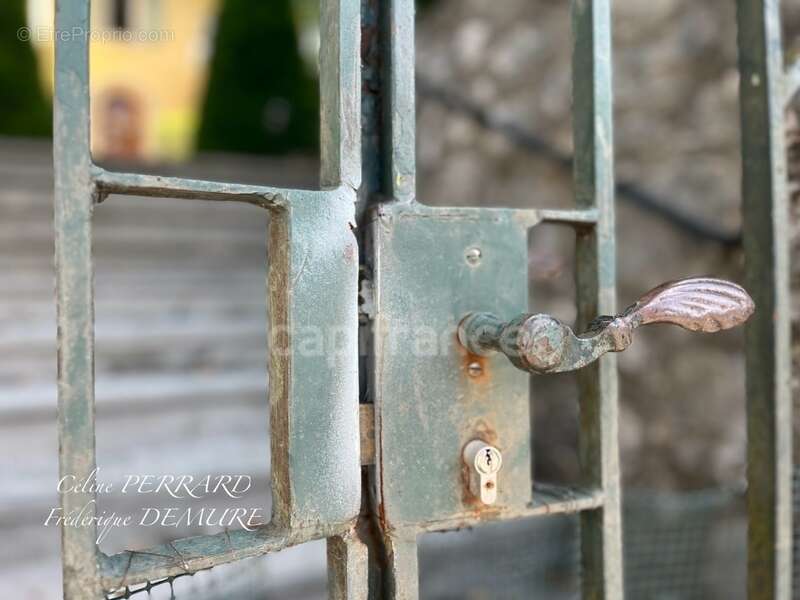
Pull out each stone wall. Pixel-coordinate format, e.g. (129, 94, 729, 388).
(416, 0, 800, 488)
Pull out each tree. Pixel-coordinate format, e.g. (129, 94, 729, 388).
(196, 0, 318, 155)
(0, 0, 51, 136)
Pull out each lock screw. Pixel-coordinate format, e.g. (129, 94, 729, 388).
(467, 361, 483, 377)
(464, 247, 482, 266)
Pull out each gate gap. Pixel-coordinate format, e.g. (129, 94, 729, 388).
(93, 193, 272, 556)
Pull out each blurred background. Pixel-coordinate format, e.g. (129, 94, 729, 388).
(0, 0, 799, 598)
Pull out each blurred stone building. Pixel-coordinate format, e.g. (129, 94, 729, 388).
(28, 0, 219, 160)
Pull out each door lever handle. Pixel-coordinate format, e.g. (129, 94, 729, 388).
(457, 277, 754, 375)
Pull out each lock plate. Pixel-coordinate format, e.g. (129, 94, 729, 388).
(369, 203, 532, 529)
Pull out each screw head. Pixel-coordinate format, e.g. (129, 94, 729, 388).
(467, 361, 483, 377)
(465, 247, 482, 266)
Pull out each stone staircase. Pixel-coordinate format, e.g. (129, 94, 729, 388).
(0, 138, 328, 599)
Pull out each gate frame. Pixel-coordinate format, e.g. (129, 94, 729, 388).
(54, 1, 364, 597)
(53, 0, 792, 598)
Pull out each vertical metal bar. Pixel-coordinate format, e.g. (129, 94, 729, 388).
(54, 1, 102, 598)
(384, 535, 419, 600)
(320, 0, 362, 190)
(384, 0, 415, 202)
(357, 0, 417, 595)
(267, 191, 361, 529)
(571, 1, 623, 598)
(736, 1, 793, 598)
(269, 0, 362, 529)
(328, 534, 370, 599)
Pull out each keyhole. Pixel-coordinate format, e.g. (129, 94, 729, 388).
(484, 449, 493, 467)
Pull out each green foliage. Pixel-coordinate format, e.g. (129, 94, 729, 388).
(0, 0, 51, 137)
(196, 0, 319, 155)
(417, 0, 440, 12)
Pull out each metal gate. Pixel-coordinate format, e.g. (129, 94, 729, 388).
(53, 1, 791, 598)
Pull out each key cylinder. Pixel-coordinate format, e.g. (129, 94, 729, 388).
(463, 440, 503, 505)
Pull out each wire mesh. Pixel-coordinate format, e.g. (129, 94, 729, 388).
(102, 488, 752, 599)
(623, 488, 743, 600)
(416, 488, 745, 600)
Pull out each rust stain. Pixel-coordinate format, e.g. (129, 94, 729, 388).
(456, 327, 491, 385)
(459, 425, 500, 516)
(462, 352, 490, 384)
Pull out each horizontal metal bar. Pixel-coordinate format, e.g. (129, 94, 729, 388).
(377, 204, 597, 229)
(91, 167, 323, 208)
(100, 521, 353, 591)
(411, 484, 604, 534)
(537, 208, 599, 226)
(530, 482, 605, 513)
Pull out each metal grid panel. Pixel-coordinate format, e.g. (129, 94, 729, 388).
(54, 1, 363, 598)
(363, 2, 621, 598)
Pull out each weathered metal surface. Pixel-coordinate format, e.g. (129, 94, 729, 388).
(571, 0, 623, 597)
(385, 0, 416, 203)
(328, 533, 370, 600)
(614, 277, 754, 331)
(54, 1, 103, 598)
(370, 203, 532, 529)
(93, 167, 289, 206)
(377, 484, 604, 538)
(357, 1, 420, 596)
(101, 521, 350, 590)
(268, 187, 361, 529)
(385, 535, 419, 600)
(320, 0, 361, 190)
(736, 0, 793, 598)
(458, 277, 755, 374)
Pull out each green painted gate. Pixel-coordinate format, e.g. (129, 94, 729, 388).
(53, 0, 792, 598)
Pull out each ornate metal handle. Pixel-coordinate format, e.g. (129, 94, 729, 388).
(457, 277, 755, 375)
